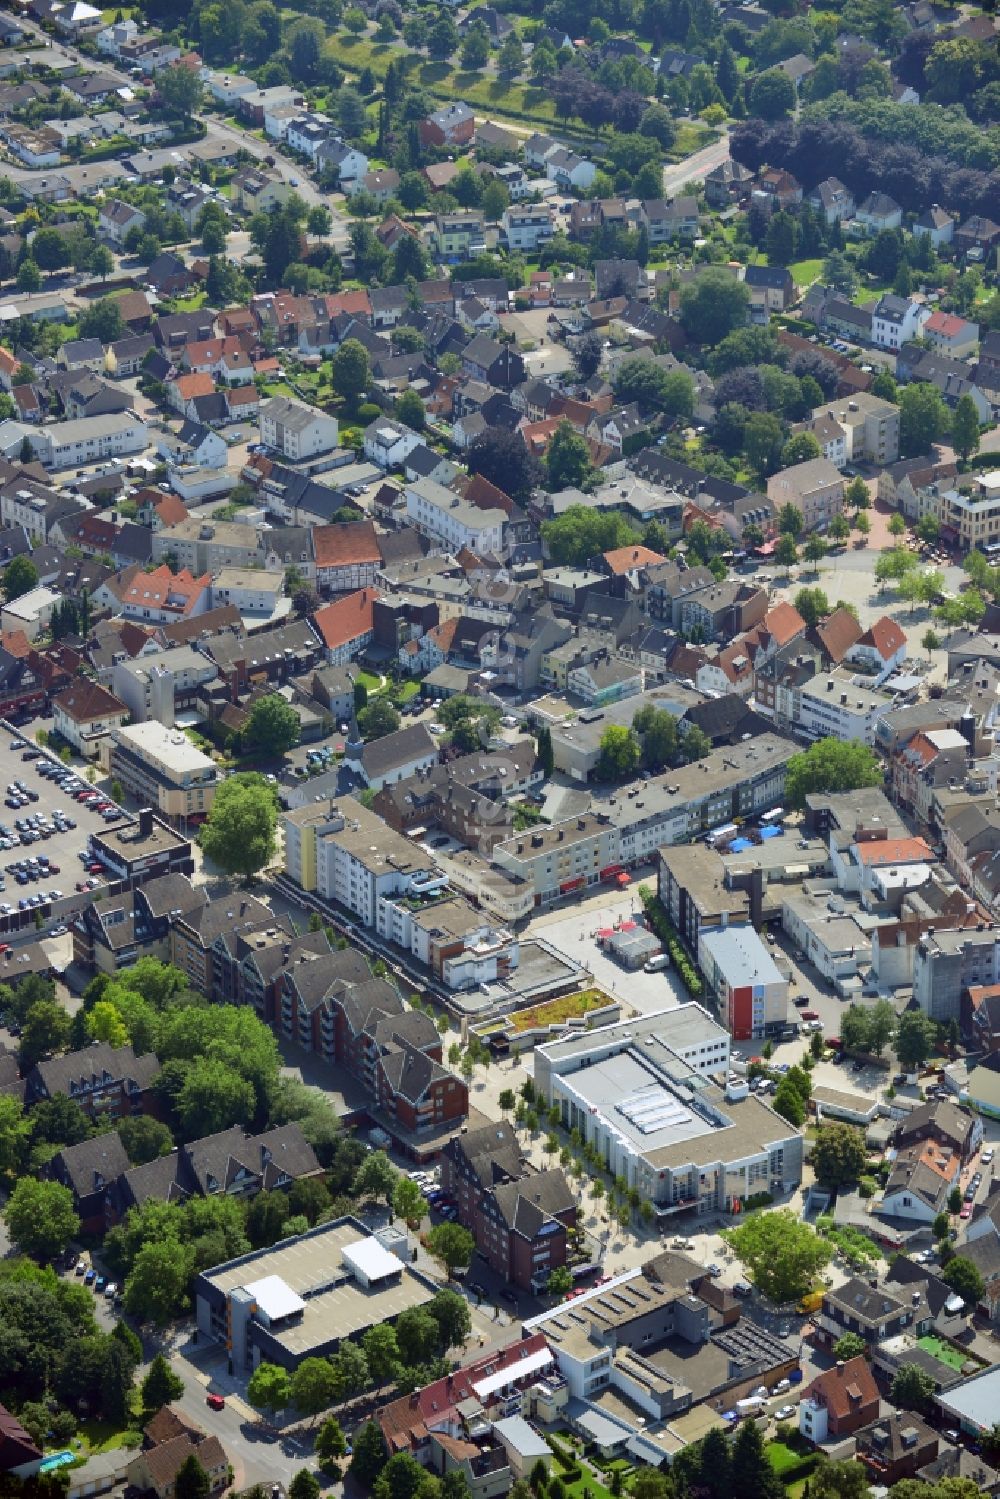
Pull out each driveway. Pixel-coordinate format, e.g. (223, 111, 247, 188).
(662, 128, 729, 196)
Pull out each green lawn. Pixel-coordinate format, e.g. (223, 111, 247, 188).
(354, 670, 384, 693)
(396, 679, 421, 702)
(75, 1419, 143, 1457)
(917, 1333, 976, 1372)
(789, 258, 823, 287)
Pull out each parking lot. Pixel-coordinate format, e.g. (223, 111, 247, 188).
(0, 733, 128, 937)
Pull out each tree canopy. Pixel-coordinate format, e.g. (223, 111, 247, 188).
(785, 739, 883, 808)
(199, 774, 278, 882)
(724, 1209, 832, 1302)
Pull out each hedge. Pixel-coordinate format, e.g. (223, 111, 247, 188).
(638, 888, 703, 997)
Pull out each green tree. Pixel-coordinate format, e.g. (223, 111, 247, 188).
(316, 1417, 348, 1470)
(779, 503, 803, 538)
(922, 628, 942, 652)
(290, 1356, 338, 1420)
(899, 382, 950, 458)
(546, 421, 592, 491)
(352, 1423, 388, 1486)
(773, 1077, 806, 1127)
(808, 1461, 870, 1499)
(597, 725, 641, 781)
(833, 1332, 867, 1360)
(546, 1265, 574, 1299)
(679, 267, 751, 346)
(775, 534, 799, 572)
(426, 1222, 475, 1276)
(290, 1473, 320, 1499)
(794, 587, 830, 628)
(199, 773, 277, 882)
(949, 1186, 963, 1214)
(460, 19, 490, 67)
(749, 68, 796, 118)
(2, 554, 38, 603)
(352, 1149, 398, 1205)
(804, 534, 827, 571)
(19, 999, 71, 1071)
(782, 432, 821, 468)
(392, 1174, 426, 1224)
(358, 698, 401, 741)
(362, 1323, 400, 1385)
(141, 1353, 185, 1412)
(248, 1360, 291, 1417)
(890, 1363, 936, 1414)
(330, 1340, 369, 1400)
(723, 1209, 831, 1303)
(396, 389, 425, 431)
(497, 30, 523, 76)
(0, 1093, 27, 1176)
(785, 739, 882, 808)
(158, 63, 204, 115)
(331, 338, 371, 403)
(812, 1123, 867, 1189)
(427, 1288, 471, 1351)
(124, 1237, 196, 1324)
(175, 1456, 209, 1499)
(242, 694, 300, 757)
(744, 410, 785, 478)
(952, 393, 981, 462)
(117, 1114, 175, 1166)
(942, 1256, 984, 1306)
(4, 1178, 78, 1260)
(896, 1009, 936, 1071)
(731, 1415, 783, 1499)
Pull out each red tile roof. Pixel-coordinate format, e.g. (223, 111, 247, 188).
(172, 372, 215, 400)
(925, 311, 969, 338)
(313, 588, 377, 652)
(856, 614, 906, 662)
(603, 544, 667, 575)
(761, 600, 806, 647)
(856, 836, 932, 867)
(312, 520, 380, 569)
(121, 564, 211, 616)
(801, 1357, 879, 1425)
(814, 605, 863, 663)
(53, 682, 128, 724)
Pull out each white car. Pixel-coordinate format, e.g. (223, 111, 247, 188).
(774, 1405, 796, 1421)
(429, 722, 446, 734)
(983, 1149, 995, 1165)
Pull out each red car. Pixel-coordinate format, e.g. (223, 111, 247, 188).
(206, 1393, 225, 1411)
(960, 1202, 973, 1219)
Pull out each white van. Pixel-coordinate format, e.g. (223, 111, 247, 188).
(644, 953, 671, 973)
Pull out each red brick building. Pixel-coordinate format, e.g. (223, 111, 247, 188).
(442, 1122, 576, 1290)
(273, 952, 468, 1135)
(799, 1357, 879, 1440)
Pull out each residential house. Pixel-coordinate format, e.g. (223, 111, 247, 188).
(855, 192, 903, 233)
(872, 294, 931, 352)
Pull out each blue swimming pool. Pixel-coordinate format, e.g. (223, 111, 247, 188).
(39, 1452, 75, 1473)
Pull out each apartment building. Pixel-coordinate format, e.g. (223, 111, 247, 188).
(767, 456, 845, 533)
(283, 797, 447, 927)
(405, 477, 505, 554)
(657, 845, 750, 951)
(107, 721, 218, 824)
(441, 1122, 576, 1290)
(937, 471, 1000, 550)
(492, 815, 620, 906)
(377, 892, 519, 991)
(914, 928, 1000, 1024)
(698, 924, 789, 1039)
(799, 393, 900, 468)
(258, 397, 340, 461)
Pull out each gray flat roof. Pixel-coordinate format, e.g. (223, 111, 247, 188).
(938, 1366, 1000, 1430)
(201, 1218, 435, 1353)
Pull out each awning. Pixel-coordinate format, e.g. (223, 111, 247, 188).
(471, 1347, 553, 1399)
